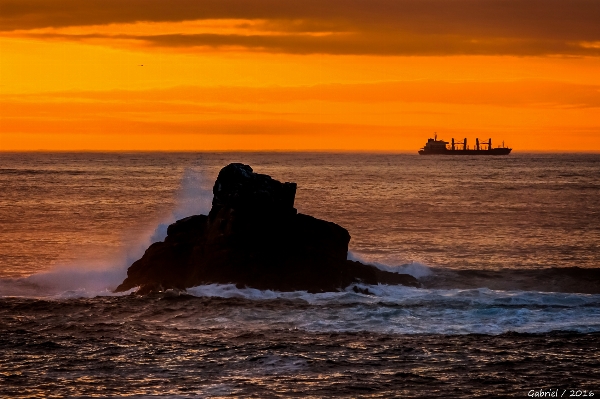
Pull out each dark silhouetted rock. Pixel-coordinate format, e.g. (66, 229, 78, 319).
(115, 163, 420, 294)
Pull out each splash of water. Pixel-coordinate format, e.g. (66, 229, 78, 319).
(347, 251, 433, 279)
(149, 168, 213, 243)
(0, 168, 213, 298)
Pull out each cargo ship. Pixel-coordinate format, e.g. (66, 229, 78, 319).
(418, 134, 512, 155)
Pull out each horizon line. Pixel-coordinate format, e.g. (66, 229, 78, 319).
(2, 149, 600, 154)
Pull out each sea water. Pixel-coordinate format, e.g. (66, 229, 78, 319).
(1, 152, 599, 397)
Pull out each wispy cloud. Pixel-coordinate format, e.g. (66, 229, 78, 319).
(2, 0, 600, 56)
(6, 80, 600, 108)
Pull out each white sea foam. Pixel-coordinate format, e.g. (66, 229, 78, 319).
(185, 283, 600, 335)
(2, 277, 598, 335)
(187, 282, 599, 308)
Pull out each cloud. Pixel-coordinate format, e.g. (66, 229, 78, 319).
(7, 80, 600, 108)
(0, 117, 407, 139)
(2, 0, 600, 56)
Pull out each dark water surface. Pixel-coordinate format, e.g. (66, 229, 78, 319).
(1, 152, 599, 397)
(1, 294, 599, 398)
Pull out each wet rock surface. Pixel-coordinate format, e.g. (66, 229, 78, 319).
(116, 163, 419, 294)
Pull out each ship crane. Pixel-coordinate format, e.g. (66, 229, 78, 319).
(451, 138, 468, 151)
(480, 138, 493, 150)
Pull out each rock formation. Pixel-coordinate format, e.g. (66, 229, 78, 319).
(115, 163, 419, 294)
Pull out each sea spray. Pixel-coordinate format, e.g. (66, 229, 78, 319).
(347, 251, 433, 279)
(0, 168, 214, 298)
(150, 168, 213, 243)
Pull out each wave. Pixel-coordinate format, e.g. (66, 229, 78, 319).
(347, 251, 433, 278)
(185, 282, 598, 307)
(181, 283, 600, 334)
(3, 282, 596, 335)
(2, 260, 598, 301)
(348, 251, 600, 294)
(2, 260, 598, 335)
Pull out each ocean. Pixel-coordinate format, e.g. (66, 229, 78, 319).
(1, 152, 599, 397)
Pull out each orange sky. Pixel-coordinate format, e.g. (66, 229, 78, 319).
(1, 0, 600, 151)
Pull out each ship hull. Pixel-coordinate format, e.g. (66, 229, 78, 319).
(418, 148, 512, 155)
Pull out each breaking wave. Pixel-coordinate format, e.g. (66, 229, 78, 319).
(181, 283, 600, 335)
(347, 251, 433, 278)
(2, 281, 598, 335)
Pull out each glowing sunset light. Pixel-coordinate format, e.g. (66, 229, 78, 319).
(1, 0, 599, 151)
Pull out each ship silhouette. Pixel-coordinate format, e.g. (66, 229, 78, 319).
(418, 134, 512, 155)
